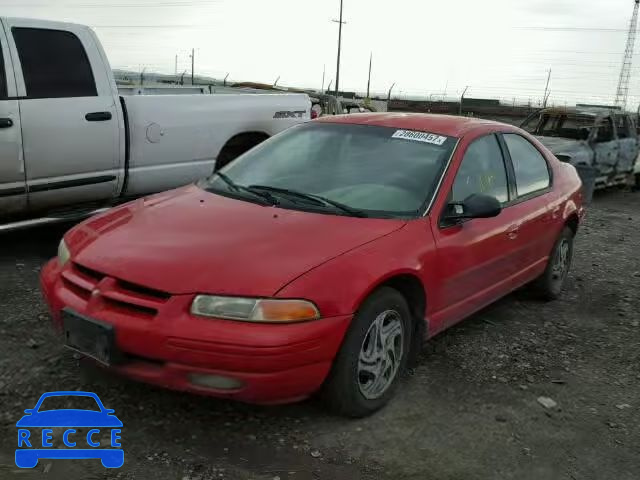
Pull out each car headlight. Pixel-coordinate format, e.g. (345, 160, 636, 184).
(190, 295, 320, 323)
(57, 239, 70, 267)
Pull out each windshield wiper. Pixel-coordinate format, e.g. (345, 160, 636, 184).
(248, 185, 368, 218)
(212, 172, 278, 205)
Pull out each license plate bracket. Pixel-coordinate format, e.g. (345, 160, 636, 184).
(63, 309, 117, 366)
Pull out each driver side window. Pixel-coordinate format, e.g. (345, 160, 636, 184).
(451, 134, 509, 204)
(595, 117, 614, 143)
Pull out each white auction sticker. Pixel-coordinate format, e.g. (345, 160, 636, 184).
(391, 130, 448, 145)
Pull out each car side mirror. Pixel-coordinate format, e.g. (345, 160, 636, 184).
(443, 194, 502, 224)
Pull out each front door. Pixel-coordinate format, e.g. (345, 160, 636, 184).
(429, 133, 523, 332)
(0, 26, 26, 218)
(614, 114, 638, 174)
(591, 116, 619, 181)
(4, 19, 121, 213)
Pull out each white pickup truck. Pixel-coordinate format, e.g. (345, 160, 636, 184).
(0, 17, 310, 230)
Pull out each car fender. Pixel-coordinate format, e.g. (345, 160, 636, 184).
(275, 221, 436, 319)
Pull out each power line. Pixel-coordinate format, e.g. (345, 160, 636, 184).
(514, 26, 629, 33)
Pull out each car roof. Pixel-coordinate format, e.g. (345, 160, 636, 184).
(315, 112, 509, 137)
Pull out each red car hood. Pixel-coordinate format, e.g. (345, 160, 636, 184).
(66, 186, 406, 296)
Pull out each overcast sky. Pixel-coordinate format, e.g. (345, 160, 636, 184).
(3, 0, 640, 107)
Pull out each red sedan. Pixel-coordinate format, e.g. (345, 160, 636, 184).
(41, 114, 585, 417)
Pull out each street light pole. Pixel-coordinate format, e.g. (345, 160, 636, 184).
(366, 52, 372, 99)
(459, 86, 469, 115)
(333, 0, 345, 97)
(542, 68, 552, 108)
(190, 48, 195, 85)
(387, 82, 396, 103)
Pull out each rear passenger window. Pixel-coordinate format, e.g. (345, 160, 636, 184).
(503, 134, 550, 197)
(12, 28, 97, 99)
(452, 134, 509, 204)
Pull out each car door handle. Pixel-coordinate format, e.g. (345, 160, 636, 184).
(507, 225, 520, 240)
(85, 112, 112, 122)
(0, 118, 13, 128)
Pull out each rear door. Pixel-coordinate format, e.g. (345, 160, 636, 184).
(500, 133, 554, 273)
(0, 23, 26, 217)
(4, 19, 121, 212)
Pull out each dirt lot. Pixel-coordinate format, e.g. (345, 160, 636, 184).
(1, 190, 639, 480)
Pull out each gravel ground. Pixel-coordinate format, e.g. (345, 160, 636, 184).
(1, 189, 639, 480)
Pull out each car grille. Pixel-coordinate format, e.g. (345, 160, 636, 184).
(61, 262, 171, 319)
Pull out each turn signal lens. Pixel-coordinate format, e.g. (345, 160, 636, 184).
(252, 299, 320, 322)
(57, 239, 70, 267)
(190, 296, 320, 323)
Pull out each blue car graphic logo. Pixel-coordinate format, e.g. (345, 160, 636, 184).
(15, 391, 123, 468)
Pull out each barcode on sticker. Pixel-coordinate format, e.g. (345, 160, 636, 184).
(391, 130, 448, 145)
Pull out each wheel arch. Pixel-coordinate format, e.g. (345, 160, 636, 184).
(566, 212, 580, 235)
(357, 272, 428, 365)
(215, 131, 270, 170)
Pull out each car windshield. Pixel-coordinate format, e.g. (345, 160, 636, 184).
(200, 123, 456, 218)
(37, 395, 101, 412)
(522, 112, 594, 140)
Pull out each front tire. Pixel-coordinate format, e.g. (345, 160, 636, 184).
(532, 227, 574, 300)
(322, 287, 412, 417)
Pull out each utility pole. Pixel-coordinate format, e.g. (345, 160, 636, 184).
(459, 86, 469, 115)
(180, 69, 186, 85)
(274, 76, 280, 87)
(542, 68, 551, 108)
(174, 54, 178, 76)
(366, 52, 372, 99)
(332, 0, 346, 97)
(224, 73, 229, 86)
(190, 48, 195, 85)
(321, 64, 325, 93)
(615, 0, 640, 110)
(327, 80, 333, 94)
(140, 67, 146, 86)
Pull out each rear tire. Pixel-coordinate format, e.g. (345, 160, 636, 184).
(531, 227, 574, 301)
(321, 287, 412, 417)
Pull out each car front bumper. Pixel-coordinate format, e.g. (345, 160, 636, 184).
(40, 259, 352, 405)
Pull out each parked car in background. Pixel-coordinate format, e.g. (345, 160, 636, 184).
(41, 114, 584, 417)
(521, 107, 639, 192)
(309, 93, 376, 117)
(0, 17, 310, 231)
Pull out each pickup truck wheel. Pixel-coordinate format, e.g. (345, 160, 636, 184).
(532, 227, 574, 301)
(321, 287, 412, 417)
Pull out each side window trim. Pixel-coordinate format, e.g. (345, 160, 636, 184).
(501, 133, 553, 204)
(0, 35, 6, 99)
(496, 133, 517, 203)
